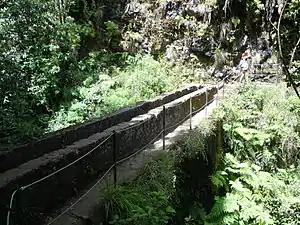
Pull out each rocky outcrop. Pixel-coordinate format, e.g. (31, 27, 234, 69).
(0, 85, 201, 173)
(122, 0, 217, 60)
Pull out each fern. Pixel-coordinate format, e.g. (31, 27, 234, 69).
(211, 84, 300, 224)
(211, 171, 228, 188)
(207, 151, 300, 225)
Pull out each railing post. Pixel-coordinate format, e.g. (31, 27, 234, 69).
(276, 64, 279, 85)
(216, 120, 223, 170)
(112, 131, 118, 186)
(163, 106, 166, 150)
(6, 191, 16, 225)
(223, 81, 225, 98)
(15, 189, 23, 225)
(205, 88, 208, 117)
(216, 83, 219, 105)
(189, 97, 192, 130)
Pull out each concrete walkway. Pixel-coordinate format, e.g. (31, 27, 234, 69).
(47, 86, 231, 225)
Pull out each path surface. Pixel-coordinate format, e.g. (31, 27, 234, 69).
(47, 84, 235, 225)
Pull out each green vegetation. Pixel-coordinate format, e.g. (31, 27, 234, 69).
(280, 0, 300, 80)
(215, 84, 300, 168)
(100, 84, 300, 225)
(103, 152, 176, 225)
(208, 153, 300, 225)
(2, 0, 300, 147)
(0, 0, 88, 145)
(208, 84, 300, 224)
(46, 53, 200, 132)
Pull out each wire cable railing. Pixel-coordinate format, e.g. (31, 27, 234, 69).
(118, 116, 152, 132)
(46, 129, 165, 225)
(6, 82, 225, 225)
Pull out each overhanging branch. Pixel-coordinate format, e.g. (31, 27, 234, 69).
(289, 37, 300, 70)
(277, 1, 300, 99)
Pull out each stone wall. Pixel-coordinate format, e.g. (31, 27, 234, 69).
(0, 85, 201, 173)
(0, 85, 217, 225)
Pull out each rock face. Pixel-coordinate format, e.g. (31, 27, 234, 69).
(76, 0, 282, 76)
(80, 0, 280, 74)
(165, 37, 216, 62)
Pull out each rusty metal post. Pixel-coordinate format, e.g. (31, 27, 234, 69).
(163, 106, 166, 150)
(276, 63, 279, 85)
(189, 97, 192, 130)
(8, 188, 22, 225)
(205, 88, 208, 117)
(216, 120, 223, 170)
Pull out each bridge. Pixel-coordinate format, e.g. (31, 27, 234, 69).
(1, 81, 277, 225)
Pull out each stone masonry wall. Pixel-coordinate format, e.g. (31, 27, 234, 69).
(0, 85, 201, 173)
(0, 85, 217, 225)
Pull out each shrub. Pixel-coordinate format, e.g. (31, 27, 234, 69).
(207, 83, 300, 225)
(214, 83, 300, 170)
(47, 54, 195, 132)
(102, 152, 176, 225)
(0, 0, 91, 145)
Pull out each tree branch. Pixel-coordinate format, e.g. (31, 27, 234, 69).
(277, 1, 287, 62)
(289, 37, 300, 70)
(277, 1, 300, 99)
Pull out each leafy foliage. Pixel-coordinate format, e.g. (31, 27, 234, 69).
(207, 153, 300, 225)
(214, 84, 300, 170)
(207, 84, 300, 225)
(0, 0, 92, 145)
(280, 0, 300, 83)
(101, 122, 214, 225)
(47, 54, 192, 132)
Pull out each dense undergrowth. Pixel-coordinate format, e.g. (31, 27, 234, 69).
(209, 84, 300, 224)
(2, 0, 300, 147)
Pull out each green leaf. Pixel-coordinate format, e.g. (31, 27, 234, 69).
(166, 206, 176, 214)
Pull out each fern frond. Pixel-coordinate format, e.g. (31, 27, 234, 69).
(206, 196, 228, 220)
(211, 171, 228, 188)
